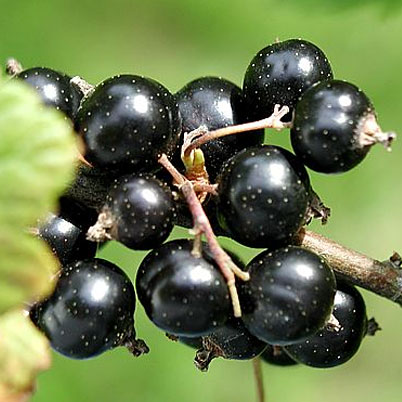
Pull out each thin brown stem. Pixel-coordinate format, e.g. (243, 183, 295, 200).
(297, 229, 402, 306)
(192, 183, 218, 195)
(183, 104, 290, 157)
(252, 358, 265, 402)
(158, 154, 249, 317)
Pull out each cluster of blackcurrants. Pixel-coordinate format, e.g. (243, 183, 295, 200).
(14, 38, 392, 371)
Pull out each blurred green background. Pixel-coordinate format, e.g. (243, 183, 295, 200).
(1, 0, 402, 401)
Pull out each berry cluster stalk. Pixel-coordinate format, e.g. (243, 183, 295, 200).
(297, 229, 402, 305)
(158, 154, 249, 317)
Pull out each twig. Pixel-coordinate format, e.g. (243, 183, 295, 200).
(183, 104, 290, 158)
(297, 229, 402, 306)
(158, 154, 249, 317)
(252, 358, 265, 402)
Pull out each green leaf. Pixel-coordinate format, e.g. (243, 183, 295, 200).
(0, 310, 52, 401)
(0, 232, 59, 314)
(0, 77, 77, 314)
(0, 76, 77, 399)
(0, 79, 77, 229)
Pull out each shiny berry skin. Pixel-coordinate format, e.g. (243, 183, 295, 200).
(194, 317, 267, 371)
(175, 76, 263, 181)
(290, 80, 374, 173)
(30, 258, 139, 359)
(217, 145, 311, 248)
(260, 345, 298, 367)
(17, 67, 82, 119)
(75, 75, 181, 173)
(285, 282, 367, 368)
(38, 214, 97, 265)
(239, 246, 336, 345)
(243, 39, 333, 121)
(136, 239, 231, 337)
(105, 175, 175, 250)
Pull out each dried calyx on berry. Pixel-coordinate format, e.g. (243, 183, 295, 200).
(291, 80, 396, 173)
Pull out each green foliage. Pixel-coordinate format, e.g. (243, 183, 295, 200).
(0, 79, 76, 229)
(0, 310, 51, 401)
(0, 73, 77, 400)
(0, 77, 76, 313)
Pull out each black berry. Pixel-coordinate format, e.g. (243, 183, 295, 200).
(285, 282, 367, 368)
(38, 214, 97, 265)
(217, 145, 311, 247)
(17, 67, 82, 119)
(30, 258, 148, 359)
(243, 39, 333, 121)
(75, 75, 181, 173)
(194, 316, 267, 371)
(102, 175, 175, 250)
(239, 246, 336, 345)
(291, 80, 376, 173)
(175, 76, 263, 181)
(136, 239, 231, 337)
(260, 345, 298, 367)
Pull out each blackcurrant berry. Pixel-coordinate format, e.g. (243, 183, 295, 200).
(284, 282, 367, 368)
(96, 174, 175, 250)
(175, 76, 263, 181)
(136, 239, 231, 337)
(194, 316, 267, 371)
(16, 67, 82, 119)
(75, 75, 181, 173)
(260, 345, 298, 367)
(216, 145, 311, 247)
(243, 39, 333, 121)
(30, 258, 148, 359)
(290, 80, 391, 173)
(239, 246, 336, 345)
(38, 213, 97, 265)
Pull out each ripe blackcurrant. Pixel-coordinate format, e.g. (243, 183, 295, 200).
(75, 75, 181, 173)
(30, 258, 148, 359)
(290, 80, 392, 173)
(216, 145, 311, 247)
(284, 282, 367, 368)
(38, 213, 97, 265)
(136, 239, 231, 337)
(175, 76, 263, 181)
(16, 67, 82, 119)
(194, 316, 267, 371)
(239, 246, 336, 345)
(97, 174, 175, 250)
(260, 345, 298, 367)
(243, 39, 333, 121)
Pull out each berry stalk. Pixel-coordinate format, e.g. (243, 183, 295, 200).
(297, 229, 402, 306)
(252, 358, 265, 402)
(182, 104, 291, 158)
(158, 154, 249, 317)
